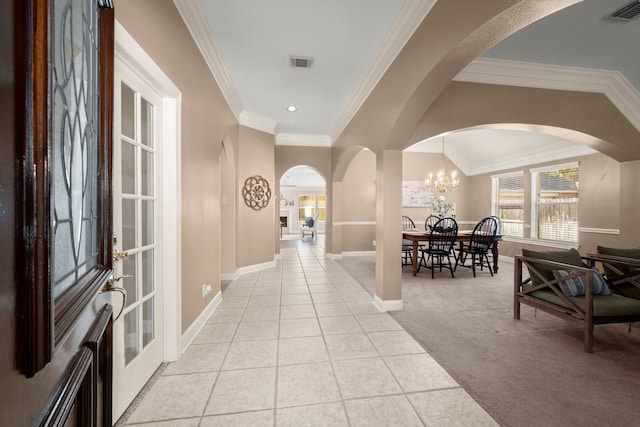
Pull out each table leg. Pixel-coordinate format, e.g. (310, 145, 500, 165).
(492, 241, 499, 273)
(412, 241, 418, 276)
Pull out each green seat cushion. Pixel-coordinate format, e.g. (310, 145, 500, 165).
(522, 248, 586, 286)
(596, 246, 640, 299)
(524, 286, 640, 318)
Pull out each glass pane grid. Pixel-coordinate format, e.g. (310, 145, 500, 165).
(497, 175, 524, 238)
(536, 167, 579, 243)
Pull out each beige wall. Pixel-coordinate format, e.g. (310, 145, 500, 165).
(401, 152, 468, 227)
(116, 0, 237, 332)
(236, 126, 276, 268)
(464, 152, 634, 257)
(338, 149, 377, 252)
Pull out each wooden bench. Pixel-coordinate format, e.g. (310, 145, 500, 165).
(514, 254, 640, 353)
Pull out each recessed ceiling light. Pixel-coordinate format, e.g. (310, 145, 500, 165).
(287, 105, 297, 112)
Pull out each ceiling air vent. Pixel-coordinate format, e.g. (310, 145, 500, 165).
(290, 55, 314, 69)
(610, 0, 640, 21)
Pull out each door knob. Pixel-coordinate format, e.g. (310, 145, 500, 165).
(100, 275, 130, 321)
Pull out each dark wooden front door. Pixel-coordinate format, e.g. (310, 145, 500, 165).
(1, 0, 116, 425)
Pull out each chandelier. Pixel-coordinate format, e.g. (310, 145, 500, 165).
(425, 136, 459, 194)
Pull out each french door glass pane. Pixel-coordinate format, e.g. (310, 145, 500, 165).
(121, 140, 136, 194)
(122, 253, 137, 308)
(141, 98, 154, 148)
(142, 249, 154, 296)
(141, 149, 154, 196)
(122, 199, 136, 250)
(142, 200, 154, 246)
(143, 298, 155, 347)
(124, 307, 139, 365)
(121, 83, 136, 139)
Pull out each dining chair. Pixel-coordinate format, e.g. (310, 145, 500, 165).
(455, 216, 499, 277)
(424, 214, 439, 231)
(402, 216, 416, 266)
(417, 217, 458, 278)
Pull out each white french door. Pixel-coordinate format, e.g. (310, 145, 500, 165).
(112, 68, 164, 421)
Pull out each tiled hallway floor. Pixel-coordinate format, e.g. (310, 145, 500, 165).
(121, 245, 498, 426)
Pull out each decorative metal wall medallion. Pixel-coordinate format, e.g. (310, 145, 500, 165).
(242, 175, 271, 210)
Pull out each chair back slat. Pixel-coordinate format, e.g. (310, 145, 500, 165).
(402, 215, 416, 230)
(424, 215, 439, 231)
(429, 217, 458, 253)
(469, 217, 498, 252)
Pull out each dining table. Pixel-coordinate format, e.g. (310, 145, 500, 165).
(403, 230, 503, 277)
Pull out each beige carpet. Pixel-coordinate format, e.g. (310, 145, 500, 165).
(337, 256, 640, 427)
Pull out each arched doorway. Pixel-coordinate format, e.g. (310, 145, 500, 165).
(279, 166, 327, 241)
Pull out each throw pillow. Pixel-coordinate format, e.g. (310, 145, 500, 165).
(305, 217, 314, 227)
(552, 268, 613, 297)
(522, 248, 586, 286)
(596, 246, 640, 299)
(596, 246, 640, 280)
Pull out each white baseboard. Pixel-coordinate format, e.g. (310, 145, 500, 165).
(373, 294, 403, 312)
(237, 260, 277, 275)
(180, 290, 222, 352)
(220, 271, 240, 281)
(220, 260, 277, 281)
(342, 251, 376, 257)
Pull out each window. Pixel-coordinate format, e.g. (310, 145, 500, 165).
(318, 195, 326, 221)
(492, 173, 524, 237)
(298, 195, 315, 221)
(531, 163, 579, 242)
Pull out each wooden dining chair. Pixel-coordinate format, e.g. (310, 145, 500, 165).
(418, 217, 458, 278)
(424, 215, 440, 231)
(402, 216, 416, 266)
(455, 216, 499, 277)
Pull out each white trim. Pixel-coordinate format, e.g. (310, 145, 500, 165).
(239, 110, 278, 135)
(454, 220, 478, 226)
(333, 221, 377, 226)
(237, 260, 277, 276)
(490, 170, 524, 180)
(220, 260, 278, 280)
(180, 291, 222, 352)
(276, 133, 332, 147)
(115, 22, 183, 362)
(330, 0, 437, 142)
(172, 0, 243, 118)
(342, 251, 376, 257)
(529, 161, 579, 174)
(220, 271, 240, 281)
(578, 227, 621, 235)
(373, 294, 403, 312)
(326, 253, 343, 260)
(502, 235, 578, 250)
(455, 58, 640, 134)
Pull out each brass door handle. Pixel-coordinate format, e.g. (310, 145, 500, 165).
(101, 275, 130, 321)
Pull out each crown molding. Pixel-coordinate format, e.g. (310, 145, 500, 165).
(455, 58, 640, 134)
(276, 133, 332, 147)
(173, 0, 243, 119)
(329, 0, 437, 142)
(448, 140, 595, 176)
(238, 110, 278, 135)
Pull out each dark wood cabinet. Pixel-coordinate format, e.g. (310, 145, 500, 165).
(1, 0, 115, 425)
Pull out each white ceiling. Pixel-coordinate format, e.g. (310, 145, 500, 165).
(192, 0, 639, 174)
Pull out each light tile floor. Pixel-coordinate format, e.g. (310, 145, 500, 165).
(121, 245, 498, 426)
